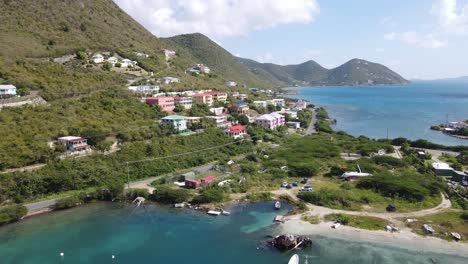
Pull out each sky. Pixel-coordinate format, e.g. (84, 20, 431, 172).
(114, 0, 468, 79)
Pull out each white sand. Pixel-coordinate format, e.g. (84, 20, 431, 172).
(278, 218, 468, 258)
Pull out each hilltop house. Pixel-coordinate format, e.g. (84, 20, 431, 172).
(193, 93, 213, 106)
(120, 59, 137, 68)
(253, 101, 267, 109)
(0, 84, 17, 96)
(58, 136, 90, 153)
(146, 96, 175, 112)
(159, 77, 180, 84)
(128, 85, 160, 95)
(174, 96, 193, 109)
(267, 99, 286, 107)
(225, 81, 237, 87)
(161, 115, 187, 132)
(255, 113, 285, 129)
(92, 53, 104, 64)
(229, 100, 250, 114)
(226, 125, 247, 139)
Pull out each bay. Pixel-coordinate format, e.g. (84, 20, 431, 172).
(287, 81, 468, 146)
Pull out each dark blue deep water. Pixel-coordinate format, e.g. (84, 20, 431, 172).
(0, 202, 467, 263)
(288, 81, 468, 146)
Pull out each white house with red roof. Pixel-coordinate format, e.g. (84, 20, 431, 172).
(226, 125, 247, 139)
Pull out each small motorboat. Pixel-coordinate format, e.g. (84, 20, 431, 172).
(451, 232, 461, 241)
(332, 222, 341, 229)
(275, 201, 281, 210)
(423, 224, 434, 234)
(207, 210, 221, 216)
(288, 254, 299, 264)
(221, 210, 231, 215)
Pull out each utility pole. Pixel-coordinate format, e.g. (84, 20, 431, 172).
(126, 162, 130, 189)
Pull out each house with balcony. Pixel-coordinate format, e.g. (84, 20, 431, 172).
(174, 96, 193, 109)
(267, 98, 286, 107)
(193, 93, 213, 106)
(209, 107, 224, 116)
(253, 101, 267, 109)
(205, 91, 227, 103)
(146, 96, 175, 112)
(255, 113, 285, 129)
(238, 94, 248, 100)
(91, 53, 104, 64)
(226, 125, 247, 139)
(58, 136, 90, 153)
(0, 85, 17, 96)
(161, 115, 187, 132)
(229, 100, 250, 114)
(206, 115, 231, 128)
(128, 85, 160, 95)
(159, 77, 180, 84)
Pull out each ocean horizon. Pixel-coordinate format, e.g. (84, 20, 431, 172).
(286, 81, 468, 146)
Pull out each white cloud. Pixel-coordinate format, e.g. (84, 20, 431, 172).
(384, 31, 447, 49)
(432, 0, 468, 34)
(114, 0, 320, 38)
(255, 53, 275, 63)
(375, 48, 385, 52)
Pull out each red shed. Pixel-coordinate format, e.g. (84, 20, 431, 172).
(200, 176, 216, 186)
(185, 179, 200, 189)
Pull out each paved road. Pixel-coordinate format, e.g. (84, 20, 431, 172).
(416, 148, 459, 163)
(305, 108, 317, 135)
(25, 198, 62, 214)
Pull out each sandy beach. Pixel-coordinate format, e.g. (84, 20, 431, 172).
(278, 218, 468, 258)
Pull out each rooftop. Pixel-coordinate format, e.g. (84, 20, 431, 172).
(228, 125, 246, 133)
(162, 115, 186, 120)
(432, 162, 452, 170)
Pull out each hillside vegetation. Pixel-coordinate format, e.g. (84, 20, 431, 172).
(239, 58, 409, 86)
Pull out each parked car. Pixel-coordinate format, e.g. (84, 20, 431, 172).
(300, 185, 313, 192)
(281, 182, 288, 188)
(286, 183, 293, 189)
(292, 182, 299, 187)
(300, 178, 308, 184)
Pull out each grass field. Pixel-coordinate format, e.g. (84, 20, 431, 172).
(324, 213, 391, 230)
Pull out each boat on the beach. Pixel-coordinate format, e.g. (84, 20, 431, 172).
(207, 210, 221, 216)
(275, 201, 281, 210)
(332, 222, 341, 229)
(451, 232, 461, 241)
(288, 254, 299, 264)
(423, 224, 434, 234)
(386, 224, 399, 232)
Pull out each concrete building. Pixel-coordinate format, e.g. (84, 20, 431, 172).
(209, 107, 224, 116)
(161, 115, 187, 131)
(267, 98, 286, 107)
(193, 93, 213, 106)
(146, 96, 175, 112)
(174, 96, 193, 109)
(253, 101, 267, 108)
(58, 136, 90, 152)
(255, 113, 285, 129)
(226, 125, 247, 139)
(0, 85, 17, 96)
(128, 85, 160, 95)
(206, 115, 230, 128)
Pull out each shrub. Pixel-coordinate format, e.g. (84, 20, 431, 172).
(371, 156, 404, 167)
(192, 187, 226, 204)
(54, 195, 83, 210)
(125, 188, 150, 200)
(152, 186, 191, 204)
(461, 212, 468, 220)
(245, 192, 273, 202)
(0, 205, 27, 225)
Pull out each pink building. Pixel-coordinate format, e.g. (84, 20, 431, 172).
(146, 96, 175, 112)
(255, 113, 285, 129)
(193, 94, 213, 106)
(200, 176, 216, 186)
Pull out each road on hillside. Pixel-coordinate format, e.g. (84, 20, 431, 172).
(305, 108, 317, 135)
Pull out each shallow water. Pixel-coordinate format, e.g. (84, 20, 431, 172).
(0, 202, 467, 263)
(287, 81, 468, 146)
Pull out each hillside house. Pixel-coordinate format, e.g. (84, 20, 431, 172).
(204, 91, 227, 102)
(229, 100, 249, 114)
(163, 49, 176, 60)
(159, 77, 180, 84)
(174, 96, 193, 109)
(185, 179, 200, 189)
(253, 101, 267, 108)
(276, 110, 298, 119)
(135, 52, 149, 58)
(209, 107, 224, 116)
(146, 96, 175, 112)
(161, 115, 187, 131)
(128, 85, 160, 95)
(225, 81, 237, 87)
(290, 100, 307, 111)
(226, 125, 247, 139)
(341, 172, 373, 181)
(255, 113, 285, 129)
(120, 59, 137, 68)
(0, 85, 17, 96)
(206, 115, 230, 128)
(184, 116, 202, 125)
(92, 53, 104, 63)
(58, 136, 90, 152)
(267, 99, 286, 107)
(286, 122, 301, 129)
(191, 64, 211, 74)
(193, 93, 213, 106)
(230, 92, 240, 97)
(238, 94, 248, 100)
(107, 56, 118, 65)
(432, 162, 455, 176)
(448, 121, 467, 129)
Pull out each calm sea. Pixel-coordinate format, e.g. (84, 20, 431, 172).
(287, 81, 468, 146)
(0, 202, 467, 264)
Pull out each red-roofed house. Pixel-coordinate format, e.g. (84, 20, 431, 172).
(226, 125, 247, 139)
(146, 96, 175, 112)
(200, 176, 216, 186)
(185, 179, 200, 189)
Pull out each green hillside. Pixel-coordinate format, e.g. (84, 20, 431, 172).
(163, 33, 271, 88)
(239, 57, 409, 86)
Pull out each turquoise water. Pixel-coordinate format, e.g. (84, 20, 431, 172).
(288, 81, 468, 146)
(1, 202, 467, 263)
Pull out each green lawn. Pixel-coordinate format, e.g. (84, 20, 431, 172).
(325, 213, 391, 230)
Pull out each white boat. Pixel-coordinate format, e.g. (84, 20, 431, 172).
(207, 210, 221, 216)
(423, 224, 434, 234)
(332, 222, 341, 229)
(288, 254, 299, 264)
(451, 232, 461, 240)
(275, 201, 281, 210)
(221, 210, 231, 215)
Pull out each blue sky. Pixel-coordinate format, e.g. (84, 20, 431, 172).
(115, 0, 468, 79)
